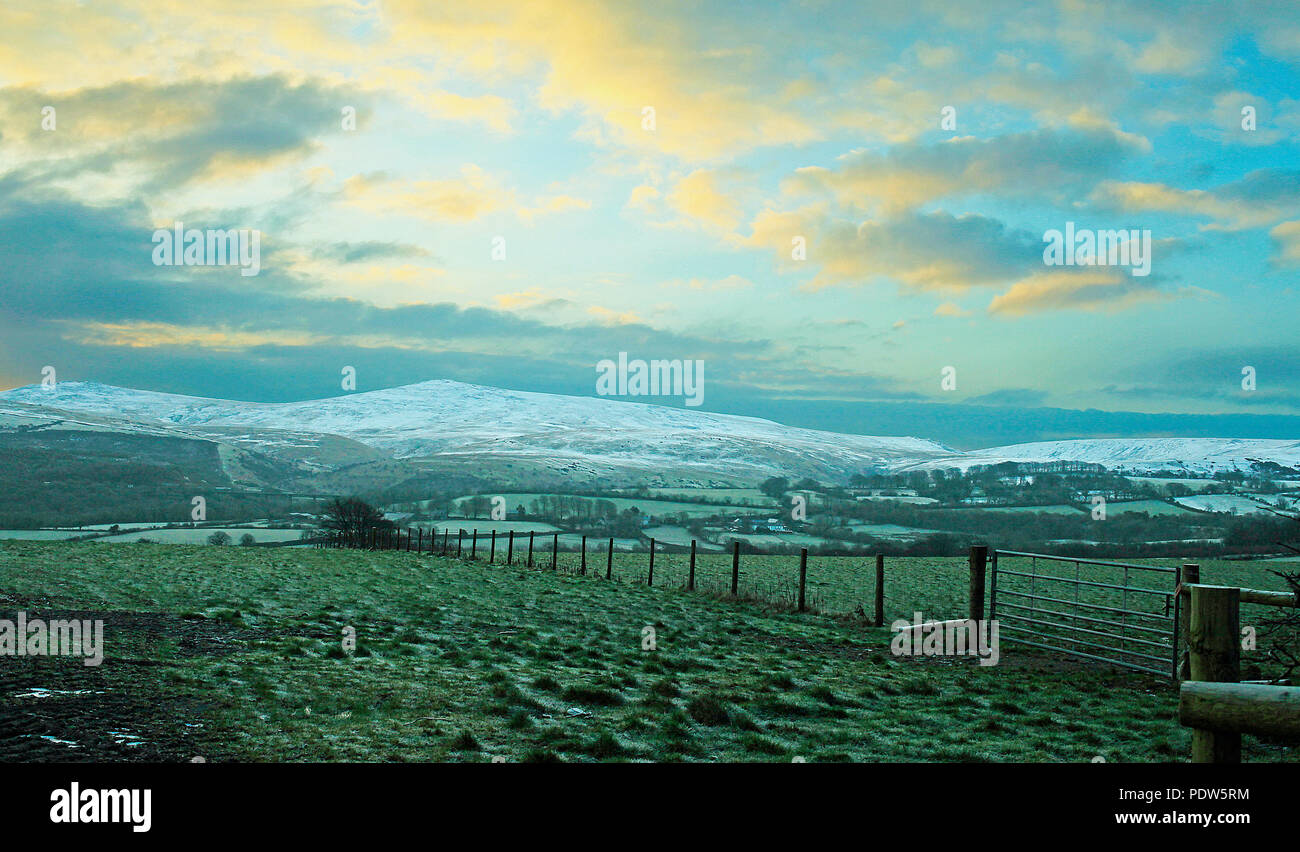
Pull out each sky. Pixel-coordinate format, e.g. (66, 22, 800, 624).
(1, 0, 1298, 447)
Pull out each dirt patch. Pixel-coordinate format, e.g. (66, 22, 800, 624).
(0, 599, 268, 762)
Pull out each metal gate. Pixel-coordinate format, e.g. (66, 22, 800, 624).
(990, 550, 1181, 678)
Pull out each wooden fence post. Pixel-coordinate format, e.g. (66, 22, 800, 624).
(688, 540, 696, 591)
(471, 529, 478, 560)
(528, 531, 534, 567)
(1189, 584, 1241, 763)
(417, 528, 423, 553)
(551, 533, 558, 570)
(606, 538, 613, 580)
(581, 535, 587, 575)
(798, 548, 807, 612)
(490, 530, 496, 563)
(507, 531, 514, 566)
(969, 545, 989, 622)
(648, 538, 655, 587)
(875, 553, 885, 627)
(1178, 563, 1200, 680)
(457, 529, 463, 558)
(731, 540, 740, 596)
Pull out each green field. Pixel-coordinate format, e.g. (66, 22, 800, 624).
(1104, 500, 1193, 516)
(1, 541, 1295, 763)
(964, 505, 1086, 515)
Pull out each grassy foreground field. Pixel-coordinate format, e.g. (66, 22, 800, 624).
(1, 541, 1295, 763)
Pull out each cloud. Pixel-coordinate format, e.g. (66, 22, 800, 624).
(341, 167, 588, 225)
(784, 124, 1150, 215)
(383, 0, 821, 162)
(666, 169, 744, 231)
(625, 184, 660, 212)
(987, 268, 1197, 316)
(0, 76, 367, 197)
(933, 302, 971, 317)
(1270, 220, 1300, 266)
(315, 241, 432, 264)
(1090, 170, 1300, 231)
(966, 388, 1050, 407)
(746, 206, 1039, 293)
(342, 166, 509, 223)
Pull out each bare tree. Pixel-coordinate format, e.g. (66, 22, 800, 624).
(320, 496, 392, 546)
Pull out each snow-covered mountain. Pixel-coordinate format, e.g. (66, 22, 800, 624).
(896, 437, 1300, 477)
(2, 380, 1298, 486)
(0, 380, 956, 486)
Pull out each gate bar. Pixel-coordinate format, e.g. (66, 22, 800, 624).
(995, 569, 1171, 597)
(995, 550, 1176, 573)
(998, 632, 1171, 677)
(995, 602, 1173, 646)
(994, 588, 1172, 624)
(998, 623, 1172, 665)
(995, 606, 1172, 650)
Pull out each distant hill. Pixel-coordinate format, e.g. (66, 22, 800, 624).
(1, 382, 1298, 508)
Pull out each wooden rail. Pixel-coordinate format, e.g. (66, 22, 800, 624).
(1179, 682, 1300, 739)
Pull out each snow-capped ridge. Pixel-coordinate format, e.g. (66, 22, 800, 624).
(3, 380, 1299, 482)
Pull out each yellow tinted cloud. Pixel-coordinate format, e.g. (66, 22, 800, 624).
(1270, 220, 1300, 265)
(1091, 179, 1297, 231)
(988, 269, 1165, 316)
(667, 169, 743, 231)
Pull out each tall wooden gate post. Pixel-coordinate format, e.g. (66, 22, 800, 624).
(1188, 584, 1241, 763)
(1178, 563, 1200, 680)
(874, 554, 885, 627)
(969, 545, 989, 622)
(798, 548, 808, 612)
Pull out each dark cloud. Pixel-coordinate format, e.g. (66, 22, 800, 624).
(0, 75, 371, 193)
(965, 388, 1051, 407)
(317, 241, 433, 263)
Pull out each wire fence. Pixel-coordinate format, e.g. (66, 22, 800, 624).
(322, 527, 1297, 680)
